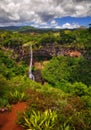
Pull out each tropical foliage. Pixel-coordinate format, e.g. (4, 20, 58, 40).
(0, 27, 91, 130)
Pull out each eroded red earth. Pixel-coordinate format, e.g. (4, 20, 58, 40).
(0, 102, 27, 130)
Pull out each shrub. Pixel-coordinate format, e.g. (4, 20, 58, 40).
(81, 96, 91, 108)
(42, 56, 91, 86)
(18, 109, 57, 130)
(0, 74, 10, 97)
(0, 98, 9, 108)
(8, 90, 26, 103)
(71, 82, 88, 96)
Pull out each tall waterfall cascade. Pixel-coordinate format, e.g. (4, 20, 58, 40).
(29, 45, 35, 80)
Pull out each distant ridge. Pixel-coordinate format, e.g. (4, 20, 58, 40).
(0, 26, 53, 32)
(0, 26, 59, 33)
(0, 26, 21, 31)
(0, 25, 87, 33)
(0, 26, 36, 31)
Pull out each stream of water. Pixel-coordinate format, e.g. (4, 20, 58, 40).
(29, 45, 35, 80)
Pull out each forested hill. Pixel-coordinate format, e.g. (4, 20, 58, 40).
(0, 26, 57, 32)
(0, 26, 45, 33)
(0, 25, 86, 32)
(0, 27, 91, 130)
(0, 27, 91, 80)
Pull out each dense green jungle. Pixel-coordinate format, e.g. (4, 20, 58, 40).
(0, 27, 91, 130)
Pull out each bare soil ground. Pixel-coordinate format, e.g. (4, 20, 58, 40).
(0, 102, 27, 130)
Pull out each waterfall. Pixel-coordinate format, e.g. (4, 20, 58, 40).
(29, 45, 35, 80)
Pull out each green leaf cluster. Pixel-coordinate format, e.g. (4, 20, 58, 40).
(18, 109, 57, 130)
(9, 90, 26, 103)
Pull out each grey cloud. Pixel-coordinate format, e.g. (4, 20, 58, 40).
(74, 0, 90, 2)
(37, 12, 55, 22)
(0, 0, 91, 26)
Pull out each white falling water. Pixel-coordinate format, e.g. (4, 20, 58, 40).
(29, 45, 35, 80)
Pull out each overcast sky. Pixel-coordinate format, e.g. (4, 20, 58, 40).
(0, 0, 91, 28)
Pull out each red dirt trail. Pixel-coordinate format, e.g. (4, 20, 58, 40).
(0, 102, 27, 130)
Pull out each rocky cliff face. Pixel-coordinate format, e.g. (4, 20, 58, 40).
(20, 45, 82, 63)
(1, 44, 90, 83)
(1, 43, 84, 64)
